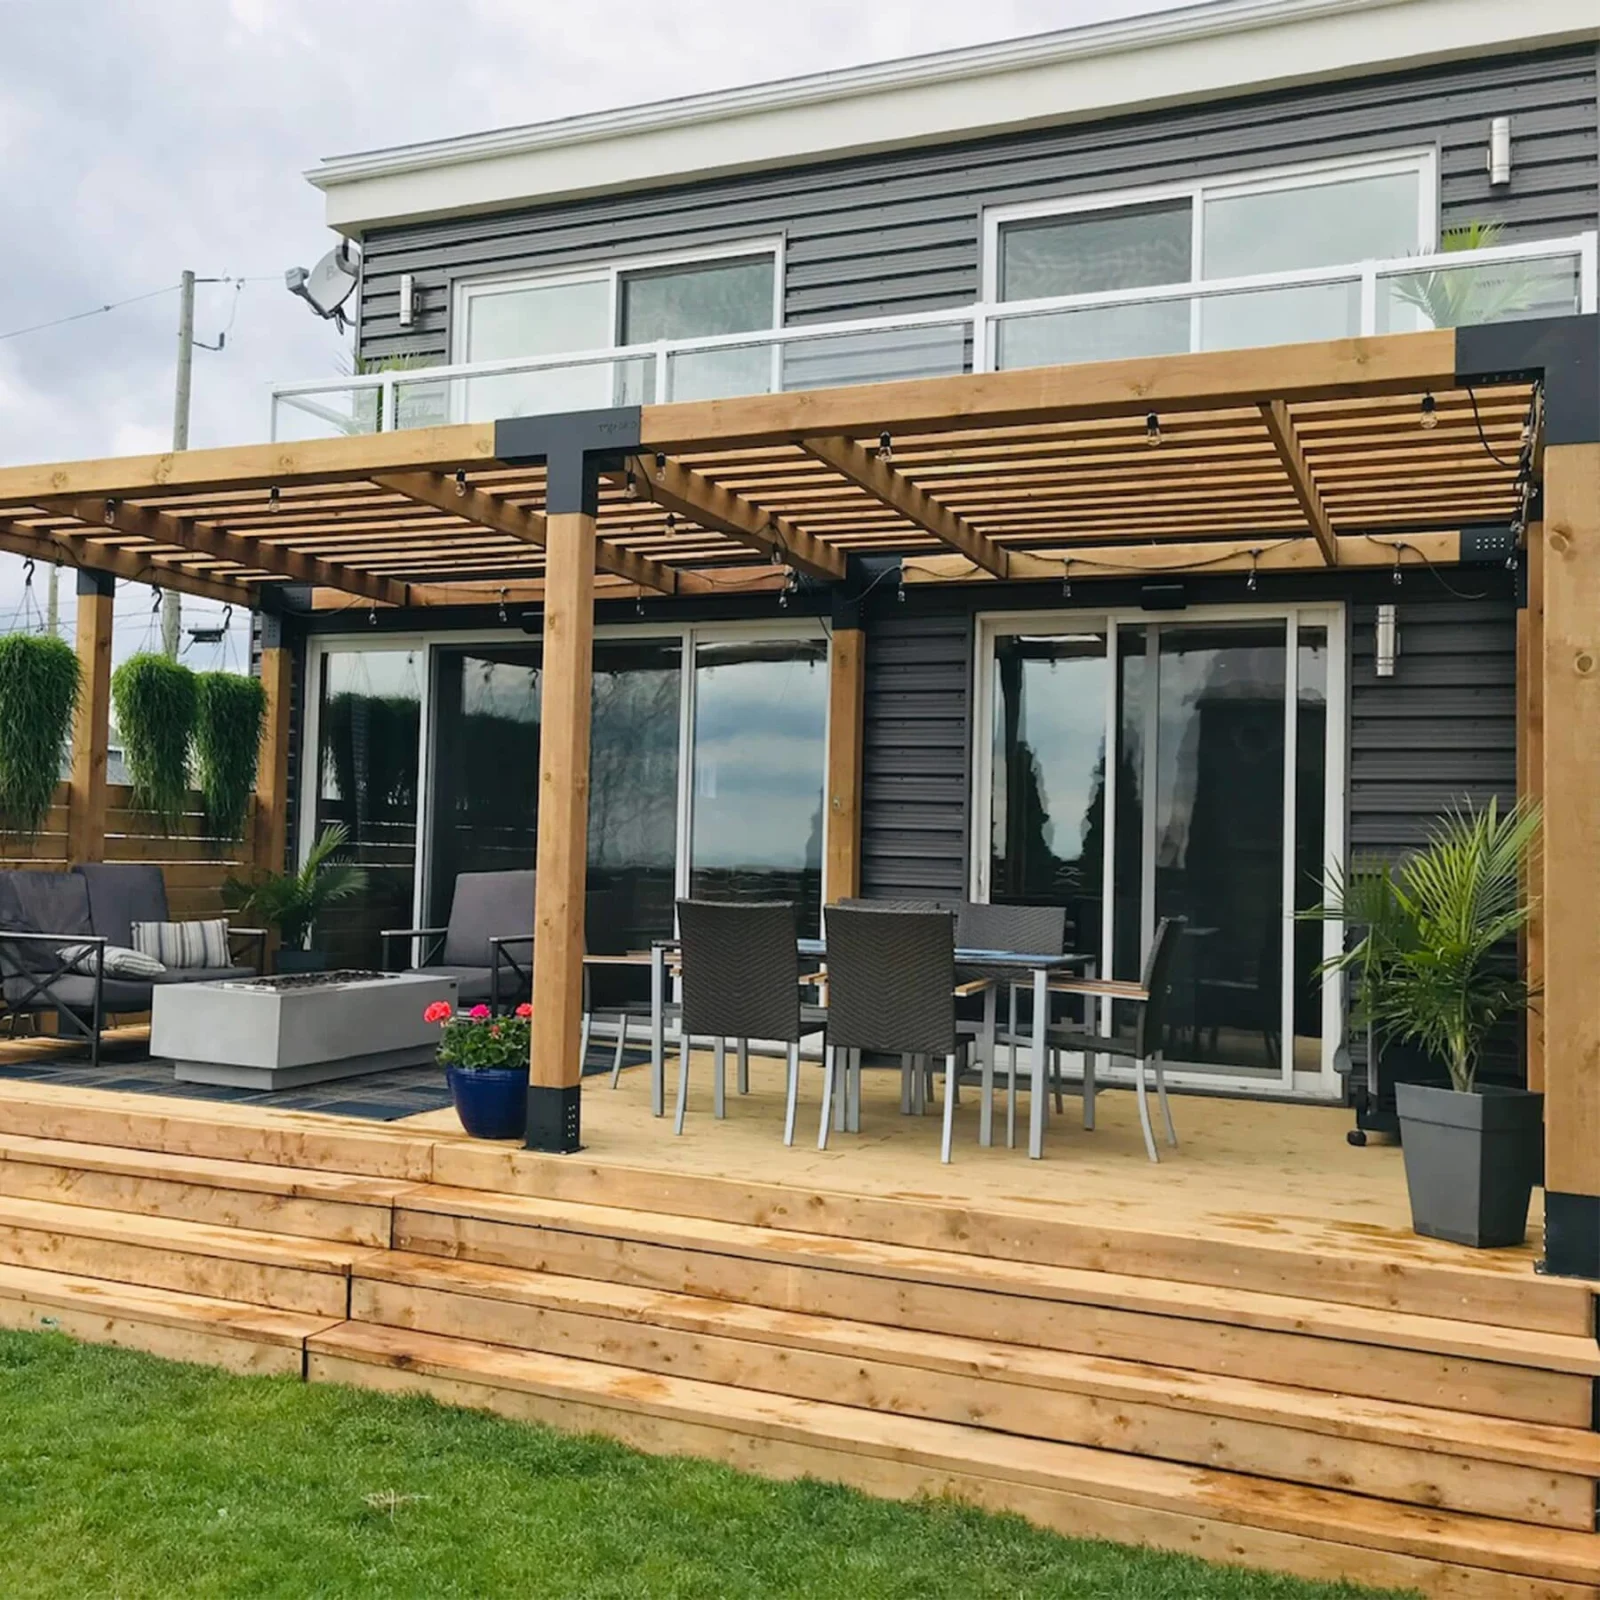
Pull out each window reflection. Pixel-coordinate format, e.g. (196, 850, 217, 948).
(989, 633, 1108, 952)
(690, 639, 828, 933)
(315, 650, 422, 970)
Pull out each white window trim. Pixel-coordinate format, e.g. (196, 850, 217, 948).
(450, 236, 787, 366)
(970, 601, 1347, 1102)
(301, 615, 830, 947)
(980, 148, 1438, 303)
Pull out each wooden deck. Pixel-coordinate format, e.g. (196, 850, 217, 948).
(0, 1064, 1591, 1597)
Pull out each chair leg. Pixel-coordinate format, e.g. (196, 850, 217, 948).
(834, 1049, 848, 1132)
(674, 1034, 692, 1136)
(580, 1012, 592, 1076)
(1005, 985, 1019, 1149)
(1154, 1050, 1177, 1147)
(609, 1015, 629, 1086)
(713, 1038, 726, 1119)
(737, 1039, 749, 1095)
(920, 1056, 934, 1115)
(900, 1053, 913, 1115)
(1133, 1052, 1159, 1163)
(817, 1046, 836, 1151)
(846, 1048, 861, 1134)
(940, 1051, 958, 1164)
(783, 1040, 800, 1146)
(1083, 1048, 1097, 1131)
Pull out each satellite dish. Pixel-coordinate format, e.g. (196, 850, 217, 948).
(285, 239, 360, 331)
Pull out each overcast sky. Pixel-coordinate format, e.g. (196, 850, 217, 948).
(0, 0, 1177, 661)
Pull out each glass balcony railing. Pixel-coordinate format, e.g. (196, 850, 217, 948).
(269, 233, 1597, 442)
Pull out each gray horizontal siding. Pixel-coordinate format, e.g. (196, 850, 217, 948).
(357, 43, 1598, 362)
(860, 614, 971, 900)
(1348, 598, 1518, 856)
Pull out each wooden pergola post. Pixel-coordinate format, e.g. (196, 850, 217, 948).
(498, 410, 641, 1154)
(1517, 523, 1545, 1093)
(1538, 438, 1600, 1279)
(824, 598, 867, 904)
(253, 613, 294, 876)
(66, 568, 114, 864)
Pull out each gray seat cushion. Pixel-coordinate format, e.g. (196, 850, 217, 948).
(74, 863, 169, 949)
(4, 972, 157, 1013)
(427, 964, 529, 1006)
(154, 965, 257, 985)
(441, 871, 535, 970)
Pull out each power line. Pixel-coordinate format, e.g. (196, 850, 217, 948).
(0, 275, 280, 344)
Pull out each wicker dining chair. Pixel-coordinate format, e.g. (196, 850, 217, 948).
(673, 899, 826, 1144)
(1045, 916, 1186, 1162)
(821, 904, 974, 1163)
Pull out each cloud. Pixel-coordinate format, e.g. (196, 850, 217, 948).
(1, 0, 1172, 659)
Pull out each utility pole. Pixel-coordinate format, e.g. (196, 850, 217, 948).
(45, 565, 59, 635)
(163, 268, 196, 658)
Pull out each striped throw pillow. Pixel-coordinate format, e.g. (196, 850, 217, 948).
(131, 919, 232, 970)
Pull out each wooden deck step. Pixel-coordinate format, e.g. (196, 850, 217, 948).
(0, 1260, 340, 1374)
(393, 1186, 1600, 1426)
(437, 1140, 1590, 1336)
(308, 1320, 1600, 1599)
(0, 1132, 409, 1246)
(355, 1250, 1600, 1530)
(0, 1080, 435, 1182)
(0, 1194, 371, 1316)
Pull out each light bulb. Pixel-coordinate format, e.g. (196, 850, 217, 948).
(1419, 394, 1438, 432)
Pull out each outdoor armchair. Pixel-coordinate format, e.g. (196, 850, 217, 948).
(75, 862, 265, 979)
(673, 898, 826, 1145)
(1044, 915, 1186, 1162)
(382, 868, 534, 1010)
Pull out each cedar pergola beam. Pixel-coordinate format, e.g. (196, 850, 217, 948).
(373, 471, 678, 595)
(631, 454, 847, 582)
(803, 434, 1010, 579)
(0, 517, 260, 608)
(1258, 401, 1338, 565)
(42, 495, 410, 609)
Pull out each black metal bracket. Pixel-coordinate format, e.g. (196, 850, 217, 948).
(495, 408, 643, 517)
(1459, 524, 1519, 565)
(1537, 1191, 1600, 1281)
(74, 567, 115, 600)
(1456, 314, 1600, 448)
(525, 1082, 582, 1153)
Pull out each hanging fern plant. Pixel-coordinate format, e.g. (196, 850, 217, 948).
(194, 670, 266, 841)
(0, 634, 80, 837)
(112, 653, 198, 833)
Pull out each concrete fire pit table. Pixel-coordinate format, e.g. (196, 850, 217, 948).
(150, 969, 458, 1089)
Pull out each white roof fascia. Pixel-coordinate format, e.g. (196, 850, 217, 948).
(310, 0, 1600, 234)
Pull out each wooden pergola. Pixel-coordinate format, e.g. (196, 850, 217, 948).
(0, 321, 1593, 1275)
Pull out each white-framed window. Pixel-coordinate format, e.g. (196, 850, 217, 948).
(451, 240, 784, 413)
(298, 615, 832, 966)
(981, 150, 1437, 369)
(971, 602, 1347, 1100)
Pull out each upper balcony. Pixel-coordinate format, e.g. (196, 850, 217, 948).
(270, 233, 1598, 442)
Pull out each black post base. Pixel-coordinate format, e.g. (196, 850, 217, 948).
(1536, 1191, 1600, 1280)
(525, 1083, 582, 1153)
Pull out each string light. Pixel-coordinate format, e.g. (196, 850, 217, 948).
(1392, 548, 1404, 586)
(654, 452, 667, 482)
(876, 431, 892, 463)
(267, 484, 280, 513)
(454, 469, 467, 497)
(1419, 393, 1438, 431)
(1145, 412, 1162, 447)
(1247, 550, 1259, 592)
(497, 587, 508, 625)
(104, 499, 119, 526)
(1061, 558, 1072, 599)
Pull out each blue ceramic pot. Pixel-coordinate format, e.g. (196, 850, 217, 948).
(445, 1064, 528, 1140)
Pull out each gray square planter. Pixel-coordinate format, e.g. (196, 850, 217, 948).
(1394, 1081, 1544, 1249)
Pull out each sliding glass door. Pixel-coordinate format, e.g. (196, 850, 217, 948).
(980, 607, 1342, 1092)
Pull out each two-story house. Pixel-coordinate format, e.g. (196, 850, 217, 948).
(270, 0, 1598, 1107)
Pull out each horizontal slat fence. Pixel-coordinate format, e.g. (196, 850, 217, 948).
(0, 784, 257, 920)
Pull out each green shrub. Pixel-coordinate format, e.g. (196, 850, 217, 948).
(112, 654, 197, 833)
(194, 671, 266, 841)
(0, 634, 80, 837)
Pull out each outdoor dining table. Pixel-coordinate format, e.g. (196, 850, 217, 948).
(642, 937, 1090, 1160)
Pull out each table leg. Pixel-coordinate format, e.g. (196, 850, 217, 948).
(1029, 966, 1048, 1160)
(979, 982, 997, 1147)
(650, 945, 665, 1118)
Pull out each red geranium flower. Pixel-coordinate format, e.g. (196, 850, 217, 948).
(514, 1002, 532, 1019)
(469, 1003, 492, 1020)
(423, 1001, 452, 1024)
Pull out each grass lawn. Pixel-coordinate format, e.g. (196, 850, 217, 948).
(0, 1329, 1412, 1599)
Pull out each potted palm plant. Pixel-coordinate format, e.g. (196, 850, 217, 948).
(1313, 800, 1543, 1247)
(223, 824, 368, 972)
